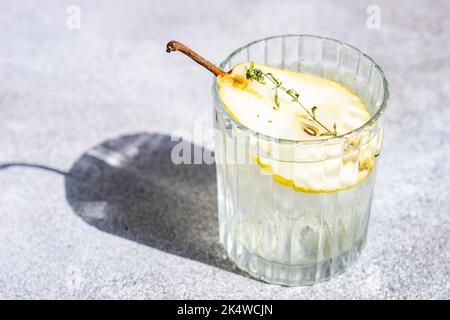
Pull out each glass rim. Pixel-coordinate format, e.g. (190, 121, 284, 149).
(212, 34, 390, 145)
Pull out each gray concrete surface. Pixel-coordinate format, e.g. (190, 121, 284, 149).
(0, 0, 449, 299)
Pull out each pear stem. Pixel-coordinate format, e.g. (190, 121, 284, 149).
(166, 40, 226, 77)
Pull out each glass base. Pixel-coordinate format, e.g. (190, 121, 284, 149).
(222, 234, 366, 286)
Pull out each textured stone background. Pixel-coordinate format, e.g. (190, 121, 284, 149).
(0, 0, 449, 299)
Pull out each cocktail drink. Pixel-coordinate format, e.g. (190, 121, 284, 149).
(167, 35, 389, 286)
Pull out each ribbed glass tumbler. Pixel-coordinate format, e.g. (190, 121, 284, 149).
(212, 35, 389, 286)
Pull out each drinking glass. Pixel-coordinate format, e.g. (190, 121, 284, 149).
(212, 35, 389, 286)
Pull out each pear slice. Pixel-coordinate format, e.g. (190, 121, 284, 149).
(166, 42, 379, 193)
(217, 62, 371, 141)
(216, 62, 379, 193)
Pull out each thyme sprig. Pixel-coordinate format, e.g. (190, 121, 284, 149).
(246, 62, 337, 136)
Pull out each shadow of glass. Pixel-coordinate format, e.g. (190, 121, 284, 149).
(65, 132, 242, 274)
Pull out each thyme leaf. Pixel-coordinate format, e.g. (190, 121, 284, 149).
(245, 62, 336, 136)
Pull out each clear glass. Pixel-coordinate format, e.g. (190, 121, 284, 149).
(212, 35, 389, 286)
